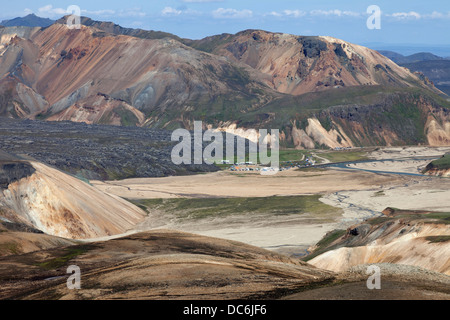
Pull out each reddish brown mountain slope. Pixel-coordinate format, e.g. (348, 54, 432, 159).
(0, 21, 448, 148)
(0, 23, 275, 126)
(190, 30, 433, 95)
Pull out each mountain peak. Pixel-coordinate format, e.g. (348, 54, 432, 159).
(0, 14, 54, 28)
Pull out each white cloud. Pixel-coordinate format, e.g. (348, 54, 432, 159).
(428, 11, 444, 19)
(212, 8, 253, 19)
(424, 11, 450, 19)
(161, 7, 182, 16)
(24, 8, 33, 15)
(283, 10, 306, 18)
(38, 5, 67, 17)
(266, 8, 362, 19)
(310, 9, 360, 17)
(265, 10, 307, 18)
(390, 11, 421, 19)
(267, 11, 282, 17)
(117, 8, 146, 17)
(36, 5, 144, 19)
(311, 9, 340, 16)
(81, 9, 116, 16)
(159, 6, 201, 18)
(342, 11, 361, 17)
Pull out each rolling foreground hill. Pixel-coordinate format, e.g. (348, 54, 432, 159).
(0, 222, 77, 257)
(0, 229, 334, 300)
(0, 17, 449, 148)
(0, 228, 448, 300)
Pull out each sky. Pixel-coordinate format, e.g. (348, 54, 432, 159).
(2, 1, 450, 55)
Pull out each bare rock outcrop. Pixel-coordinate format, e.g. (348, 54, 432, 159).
(0, 160, 146, 239)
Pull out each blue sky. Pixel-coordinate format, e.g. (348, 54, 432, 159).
(2, 1, 450, 55)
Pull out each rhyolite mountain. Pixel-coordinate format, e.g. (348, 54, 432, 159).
(0, 16, 449, 149)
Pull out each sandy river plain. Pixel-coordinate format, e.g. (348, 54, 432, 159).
(90, 147, 450, 256)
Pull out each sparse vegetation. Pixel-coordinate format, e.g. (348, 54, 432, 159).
(126, 199, 150, 214)
(425, 235, 450, 243)
(365, 216, 390, 225)
(318, 150, 369, 163)
(132, 195, 340, 220)
(425, 154, 450, 171)
(395, 211, 450, 225)
(278, 149, 311, 162)
(369, 209, 450, 225)
(0, 242, 21, 255)
(37, 246, 92, 270)
(423, 212, 450, 224)
(302, 229, 346, 262)
(296, 167, 327, 172)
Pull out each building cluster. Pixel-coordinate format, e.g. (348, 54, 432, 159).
(224, 156, 317, 172)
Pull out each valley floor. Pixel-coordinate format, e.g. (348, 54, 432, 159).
(90, 146, 450, 257)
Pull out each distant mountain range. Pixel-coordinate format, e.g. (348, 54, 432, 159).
(377, 50, 449, 64)
(378, 50, 450, 96)
(0, 15, 449, 149)
(0, 14, 54, 28)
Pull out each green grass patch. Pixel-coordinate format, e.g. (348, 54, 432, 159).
(278, 149, 311, 162)
(427, 154, 450, 171)
(133, 195, 340, 220)
(318, 150, 369, 163)
(0, 242, 22, 255)
(303, 229, 346, 262)
(105, 166, 138, 180)
(392, 212, 450, 225)
(315, 229, 346, 249)
(425, 235, 450, 243)
(38, 246, 91, 270)
(296, 167, 327, 172)
(126, 199, 150, 214)
(367, 210, 450, 225)
(421, 212, 450, 224)
(115, 106, 139, 127)
(365, 216, 390, 226)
